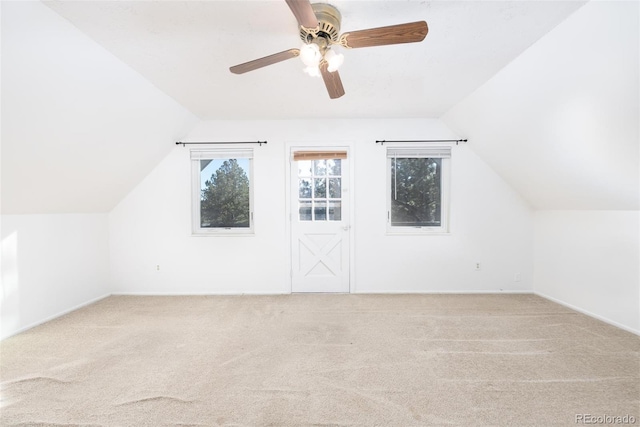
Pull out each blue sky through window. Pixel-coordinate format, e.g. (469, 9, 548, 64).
(200, 158, 250, 190)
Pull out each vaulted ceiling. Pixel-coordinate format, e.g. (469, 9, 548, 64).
(5, 1, 637, 215)
(44, 0, 586, 119)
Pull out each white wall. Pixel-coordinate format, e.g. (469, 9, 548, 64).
(355, 135, 533, 293)
(0, 214, 110, 339)
(534, 211, 639, 334)
(109, 119, 533, 294)
(109, 129, 289, 294)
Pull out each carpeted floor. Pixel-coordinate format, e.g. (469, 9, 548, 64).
(0, 294, 638, 426)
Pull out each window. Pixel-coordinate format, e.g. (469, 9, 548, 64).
(387, 146, 451, 233)
(191, 149, 253, 235)
(294, 151, 346, 222)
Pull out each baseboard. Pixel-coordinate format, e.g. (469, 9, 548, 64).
(352, 290, 534, 295)
(111, 291, 290, 296)
(534, 291, 640, 336)
(1, 293, 111, 341)
(112, 290, 533, 296)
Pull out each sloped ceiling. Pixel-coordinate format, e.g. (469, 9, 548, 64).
(443, 1, 639, 210)
(5, 0, 611, 215)
(44, 0, 586, 119)
(1, 1, 198, 214)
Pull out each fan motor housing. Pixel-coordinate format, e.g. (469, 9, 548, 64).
(299, 3, 341, 44)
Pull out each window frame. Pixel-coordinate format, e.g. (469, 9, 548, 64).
(386, 146, 451, 235)
(191, 148, 254, 236)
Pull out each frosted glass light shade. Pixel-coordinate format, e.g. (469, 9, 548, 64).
(324, 49, 344, 72)
(300, 43, 321, 67)
(303, 66, 321, 77)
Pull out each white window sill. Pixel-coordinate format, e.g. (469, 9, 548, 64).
(386, 227, 450, 236)
(192, 229, 255, 237)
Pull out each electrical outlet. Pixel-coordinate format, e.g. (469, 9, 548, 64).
(156, 265, 160, 271)
(514, 273, 522, 282)
(475, 262, 481, 271)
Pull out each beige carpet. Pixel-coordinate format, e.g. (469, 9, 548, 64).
(1, 294, 638, 426)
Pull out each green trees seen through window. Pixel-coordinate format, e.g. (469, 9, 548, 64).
(390, 157, 441, 227)
(200, 159, 250, 228)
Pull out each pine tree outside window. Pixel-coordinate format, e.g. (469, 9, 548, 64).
(387, 146, 451, 234)
(191, 149, 254, 235)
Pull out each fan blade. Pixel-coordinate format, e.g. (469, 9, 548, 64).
(319, 61, 345, 99)
(285, 0, 319, 29)
(230, 49, 300, 74)
(341, 21, 428, 49)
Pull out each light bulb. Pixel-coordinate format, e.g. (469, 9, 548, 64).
(300, 43, 321, 67)
(324, 49, 344, 72)
(303, 66, 321, 78)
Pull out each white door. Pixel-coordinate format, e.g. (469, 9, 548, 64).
(291, 150, 350, 292)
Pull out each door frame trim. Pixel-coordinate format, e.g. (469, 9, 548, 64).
(285, 140, 356, 293)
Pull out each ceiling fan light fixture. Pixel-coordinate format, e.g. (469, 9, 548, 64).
(324, 49, 344, 73)
(229, 0, 429, 100)
(300, 43, 321, 67)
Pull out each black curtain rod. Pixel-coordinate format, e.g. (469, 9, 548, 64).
(176, 141, 267, 147)
(376, 139, 467, 146)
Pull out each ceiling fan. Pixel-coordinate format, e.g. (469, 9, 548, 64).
(229, 0, 428, 99)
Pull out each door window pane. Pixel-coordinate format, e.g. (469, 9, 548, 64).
(299, 179, 312, 198)
(328, 178, 341, 198)
(299, 201, 312, 221)
(314, 201, 327, 221)
(298, 161, 312, 177)
(314, 178, 326, 198)
(328, 201, 342, 221)
(313, 160, 327, 176)
(327, 159, 341, 176)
